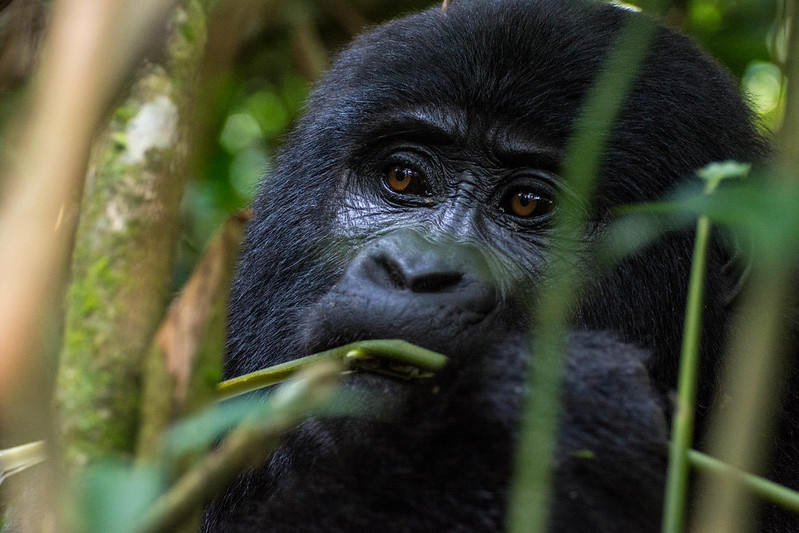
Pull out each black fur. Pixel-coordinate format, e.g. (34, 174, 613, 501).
(205, 0, 779, 530)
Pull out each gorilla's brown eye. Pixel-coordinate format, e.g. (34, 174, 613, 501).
(386, 166, 416, 192)
(385, 166, 431, 196)
(504, 189, 554, 218)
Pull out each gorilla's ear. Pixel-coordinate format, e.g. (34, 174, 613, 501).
(720, 230, 751, 307)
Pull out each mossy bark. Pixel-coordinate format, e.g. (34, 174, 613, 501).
(54, 0, 207, 471)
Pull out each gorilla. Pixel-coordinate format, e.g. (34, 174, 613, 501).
(204, 0, 783, 530)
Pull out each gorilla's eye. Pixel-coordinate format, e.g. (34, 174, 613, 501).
(387, 167, 414, 191)
(502, 189, 554, 218)
(384, 166, 429, 196)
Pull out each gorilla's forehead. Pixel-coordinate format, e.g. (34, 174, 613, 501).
(314, 0, 623, 133)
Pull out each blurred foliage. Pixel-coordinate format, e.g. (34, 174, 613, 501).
(683, 0, 776, 75)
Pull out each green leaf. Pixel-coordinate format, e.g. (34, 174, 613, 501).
(71, 461, 164, 533)
(697, 161, 750, 193)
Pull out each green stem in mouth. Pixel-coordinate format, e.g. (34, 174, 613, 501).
(216, 339, 449, 401)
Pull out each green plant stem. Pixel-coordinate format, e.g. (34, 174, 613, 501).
(661, 214, 710, 533)
(216, 339, 448, 401)
(0, 441, 46, 482)
(688, 450, 799, 513)
(507, 16, 657, 533)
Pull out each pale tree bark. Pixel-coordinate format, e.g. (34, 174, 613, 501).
(54, 0, 208, 471)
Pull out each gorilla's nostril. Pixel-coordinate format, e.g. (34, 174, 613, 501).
(374, 255, 408, 290)
(372, 254, 464, 293)
(409, 272, 463, 293)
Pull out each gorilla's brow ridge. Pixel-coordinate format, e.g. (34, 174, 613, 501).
(489, 126, 562, 173)
(360, 107, 562, 176)
(359, 107, 466, 147)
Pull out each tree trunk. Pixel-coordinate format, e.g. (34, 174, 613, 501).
(54, 0, 207, 471)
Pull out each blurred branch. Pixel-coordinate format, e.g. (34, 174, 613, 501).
(0, 3, 191, 528)
(692, 253, 794, 533)
(0, 0, 181, 436)
(53, 0, 208, 471)
(138, 361, 341, 533)
(136, 211, 249, 460)
(290, 5, 328, 81)
(507, 15, 658, 533)
(318, 0, 368, 36)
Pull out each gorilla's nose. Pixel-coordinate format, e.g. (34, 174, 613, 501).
(305, 230, 504, 356)
(355, 230, 497, 305)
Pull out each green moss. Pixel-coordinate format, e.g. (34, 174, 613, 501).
(110, 132, 127, 150)
(66, 256, 120, 318)
(64, 330, 87, 356)
(112, 106, 137, 124)
(58, 347, 142, 466)
(143, 146, 175, 172)
(180, 17, 196, 43)
(88, 256, 116, 287)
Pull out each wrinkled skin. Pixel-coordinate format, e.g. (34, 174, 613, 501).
(203, 0, 791, 531)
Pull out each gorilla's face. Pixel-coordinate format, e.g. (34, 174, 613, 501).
(298, 109, 576, 426)
(209, 1, 766, 531)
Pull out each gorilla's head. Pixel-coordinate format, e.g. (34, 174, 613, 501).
(208, 1, 767, 531)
